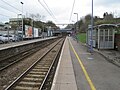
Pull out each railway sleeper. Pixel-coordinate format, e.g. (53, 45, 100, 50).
(39, 61, 52, 64)
(29, 71, 46, 75)
(14, 86, 39, 90)
(18, 81, 41, 86)
(23, 77, 43, 82)
(38, 62, 51, 64)
(34, 67, 49, 69)
(26, 74, 45, 78)
(36, 64, 50, 67)
(14, 81, 41, 89)
(32, 68, 48, 72)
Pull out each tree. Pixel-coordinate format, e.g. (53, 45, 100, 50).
(103, 12, 113, 20)
(46, 21, 59, 30)
(85, 14, 91, 22)
(65, 24, 74, 29)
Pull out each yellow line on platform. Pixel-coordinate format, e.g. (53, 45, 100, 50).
(69, 39, 96, 90)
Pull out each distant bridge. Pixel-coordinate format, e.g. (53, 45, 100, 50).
(55, 23, 73, 25)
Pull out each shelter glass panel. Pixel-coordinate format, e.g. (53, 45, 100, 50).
(100, 30, 104, 35)
(100, 36, 103, 41)
(93, 30, 96, 36)
(105, 36, 108, 41)
(109, 36, 113, 41)
(105, 29, 108, 36)
(109, 30, 113, 35)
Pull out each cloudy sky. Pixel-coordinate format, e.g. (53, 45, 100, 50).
(0, 0, 120, 28)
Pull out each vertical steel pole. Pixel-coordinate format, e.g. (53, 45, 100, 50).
(77, 13, 78, 32)
(17, 14, 19, 40)
(21, 2, 24, 41)
(90, 0, 93, 52)
(74, 13, 78, 32)
(7, 28, 10, 43)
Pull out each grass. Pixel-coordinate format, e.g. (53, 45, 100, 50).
(77, 33, 86, 43)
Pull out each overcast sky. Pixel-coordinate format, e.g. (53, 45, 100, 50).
(0, 0, 120, 28)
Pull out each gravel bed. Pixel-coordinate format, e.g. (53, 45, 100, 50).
(0, 40, 58, 90)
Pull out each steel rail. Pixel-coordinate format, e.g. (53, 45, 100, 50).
(5, 38, 64, 90)
(39, 39, 64, 90)
(0, 39, 57, 71)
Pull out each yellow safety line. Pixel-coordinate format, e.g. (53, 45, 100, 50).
(69, 40, 96, 90)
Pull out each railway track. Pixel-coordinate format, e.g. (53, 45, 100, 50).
(5, 38, 64, 90)
(0, 38, 57, 71)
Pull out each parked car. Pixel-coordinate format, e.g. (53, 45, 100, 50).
(11, 35, 20, 41)
(0, 34, 15, 43)
(0, 34, 3, 43)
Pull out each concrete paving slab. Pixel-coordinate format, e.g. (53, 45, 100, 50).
(53, 83, 77, 90)
(51, 37, 77, 90)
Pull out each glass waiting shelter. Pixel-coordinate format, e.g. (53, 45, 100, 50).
(87, 24, 117, 49)
(86, 25, 97, 48)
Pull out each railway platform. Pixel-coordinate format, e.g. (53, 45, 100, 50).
(0, 37, 55, 50)
(51, 37, 77, 90)
(52, 36, 120, 90)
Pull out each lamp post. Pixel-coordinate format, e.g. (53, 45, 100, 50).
(31, 15, 35, 38)
(90, 0, 93, 53)
(72, 20, 75, 30)
(17, 14, 22, 41)
(74, 13, 78, 32)
(42, 22, 45, 38)
(20, 2, 24, 40)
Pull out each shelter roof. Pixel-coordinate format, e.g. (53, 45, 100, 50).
(97, 24, 117, 28)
